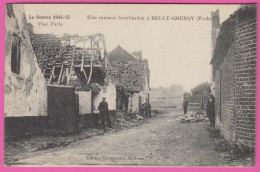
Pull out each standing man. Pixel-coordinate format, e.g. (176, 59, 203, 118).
(207, 94, 215, 127)
(182, 97, 189, 114)
(98, 97, 112, 129)
(142, 99, 152, 118)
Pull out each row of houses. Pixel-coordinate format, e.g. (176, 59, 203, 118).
(210, 5, 257, 148)
(4, 4, 150, 137)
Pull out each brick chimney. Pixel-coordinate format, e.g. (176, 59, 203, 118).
(210, 9, 220, 96)
(131, 50, 142, 61)
(27, 22, 33, 36)
(211, 9, 220, 56)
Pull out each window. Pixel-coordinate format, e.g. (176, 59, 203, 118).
(11, 34, 21, 75)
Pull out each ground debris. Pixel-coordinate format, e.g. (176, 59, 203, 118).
(176, 110, 209, 123)
(207, 127, 255, 166)
(4, 112, 146, 165)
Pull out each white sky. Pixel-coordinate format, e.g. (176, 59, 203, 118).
(24, 4, 240, 91)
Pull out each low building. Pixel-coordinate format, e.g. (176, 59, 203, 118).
(210, 5, 257, 148)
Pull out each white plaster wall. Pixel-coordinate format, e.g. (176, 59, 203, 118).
(92, 83, 116, 112)
(4, 4, 47, 117)
(130, 93, 140, 113)
(93, 91, 102, 113)
(79, 91, 92, 114)
(105, 83, 117, 110)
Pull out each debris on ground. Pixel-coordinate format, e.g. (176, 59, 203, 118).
(207, 127, 255, 166)
(176, 110, 209, 123)
(4, 111, 152, 165)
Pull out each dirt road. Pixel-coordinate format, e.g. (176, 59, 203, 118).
(14, 108, 224, 166)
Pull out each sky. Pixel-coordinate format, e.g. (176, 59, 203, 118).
(24, 4, 240, 92)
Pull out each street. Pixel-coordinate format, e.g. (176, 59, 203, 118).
(12, 108, 225, 166)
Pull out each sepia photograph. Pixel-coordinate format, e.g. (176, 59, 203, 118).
(3, 2, 258, 167)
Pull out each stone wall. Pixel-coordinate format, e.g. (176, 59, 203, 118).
(4, 4, 47, 117)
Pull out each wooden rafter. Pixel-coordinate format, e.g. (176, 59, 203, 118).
(87, 40, 93, 84)
(51, 33, 107, 86)
(57, 64, 64, 84)
(49, 66, 55, 83)
(67, 41, 77, 85)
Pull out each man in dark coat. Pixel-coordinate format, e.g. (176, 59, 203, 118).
(142, 99, 152, 118)
(98, 97, 112, 129)
(182, 98, 189, 114)
(207, 94, 215, 127)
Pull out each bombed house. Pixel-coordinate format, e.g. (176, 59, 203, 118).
(106, 46, 150, 113)
(29, 29, 108, 131)
(4, 4, 151, 137)
(210, 5, 257, 148)
(4, 4, 48, 137)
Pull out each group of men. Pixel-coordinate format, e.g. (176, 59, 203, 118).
(183, 94, 216, 127)
(99, 93, 216, 128)
(98, 97, 152, 129)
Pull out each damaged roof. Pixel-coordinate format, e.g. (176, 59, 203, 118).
(31, 34, 62, 71)
(107, 45, 149, 92)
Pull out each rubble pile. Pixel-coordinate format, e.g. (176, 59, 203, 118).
(177, 111, 208, 123)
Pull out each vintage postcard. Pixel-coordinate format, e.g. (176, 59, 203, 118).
(3, 3, 258, 167)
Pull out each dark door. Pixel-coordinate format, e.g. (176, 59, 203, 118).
(47, 85, 77, 134)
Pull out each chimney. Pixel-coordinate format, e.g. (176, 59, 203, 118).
(210, 9, 220, 96)
(211, 9, 220, 56)
(27, 22, 33, 36)
(132, 50, 142, 60)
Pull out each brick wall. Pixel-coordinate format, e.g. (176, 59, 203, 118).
(234, 18, 257, 148)
(214, 42, 236, 142)
(213, 5, 257, 148)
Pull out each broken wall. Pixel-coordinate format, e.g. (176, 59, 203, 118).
(4, 4, 47, 117)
